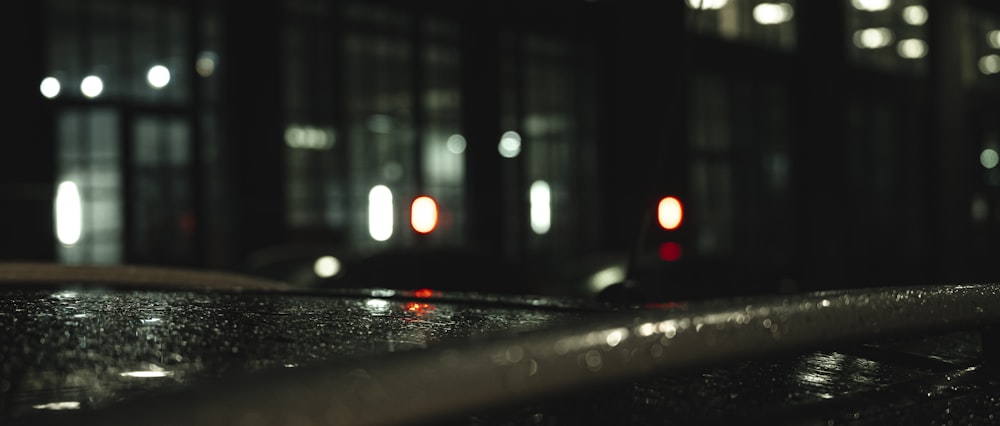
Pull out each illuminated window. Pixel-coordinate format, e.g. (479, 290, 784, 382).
(753, 3, 794, 26)
(530, 181, 552, 235)
(685, 0, 798, 51)
(282, 2, 467, 248)
(283, 0, 344, 233)
(46, 0, 216, 266)
(846, 0, 928, 74)
(56, 109, 123, 264)
(510, 34, 601, 259)
(420, 22, 465, 243)
(901, 5, 927, 26)
(976, 15, 1000, 84)
(343, 4, 415, 246)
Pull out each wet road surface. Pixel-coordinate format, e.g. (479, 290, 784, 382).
(0, 285, 996, 425)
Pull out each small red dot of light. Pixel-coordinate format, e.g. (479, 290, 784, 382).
(659, 242, 682, 262)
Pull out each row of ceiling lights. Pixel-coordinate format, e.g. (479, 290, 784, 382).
(39, 65, 172, 99)
(39, 52, 218, 99)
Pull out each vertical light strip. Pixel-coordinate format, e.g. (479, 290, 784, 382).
(530, 180, 551, 235)
(369, 185, 394, 241)
(55, 181, 82, 246)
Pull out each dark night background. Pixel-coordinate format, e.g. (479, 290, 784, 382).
(1, 0, 1000, 299)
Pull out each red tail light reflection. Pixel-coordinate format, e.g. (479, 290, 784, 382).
(404, 302, 436, 316)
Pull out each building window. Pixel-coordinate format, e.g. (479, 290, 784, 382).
(46, 0, 216, 266)
(420, 18, 465, 245)
(56, 109, 122, 264)
(498, 32, 601, 262)
(846, 0, 929, 74)
(688, 73, 792, 263)
(971, 8, 1000, 84)
(283, 2, 467, 248)
(685, 0, 798, 51)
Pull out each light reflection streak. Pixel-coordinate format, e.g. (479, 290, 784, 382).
(371, 289, 396, 298)
(119, 370, 173, 378)
(637, 322, 656, 337)
(605, 328, 627, 347)
(404, 302, 435, 316)
(51, 290, 79, 300)
(33, 401, 80, 410)
(365, 299, 390, 314)
(588, 266, 624, 293)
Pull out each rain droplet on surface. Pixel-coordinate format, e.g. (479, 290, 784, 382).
(583, 350, 602, 371)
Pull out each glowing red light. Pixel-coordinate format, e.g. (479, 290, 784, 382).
(657, 197, 683, 230)
(404, 302, 435, 315)
(659, 242, 682, 262)
(410, 196, 439, 234)
(414, 288, 434, 298)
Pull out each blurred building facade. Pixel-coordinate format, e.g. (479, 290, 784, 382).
(2, 0, 1000, 291)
